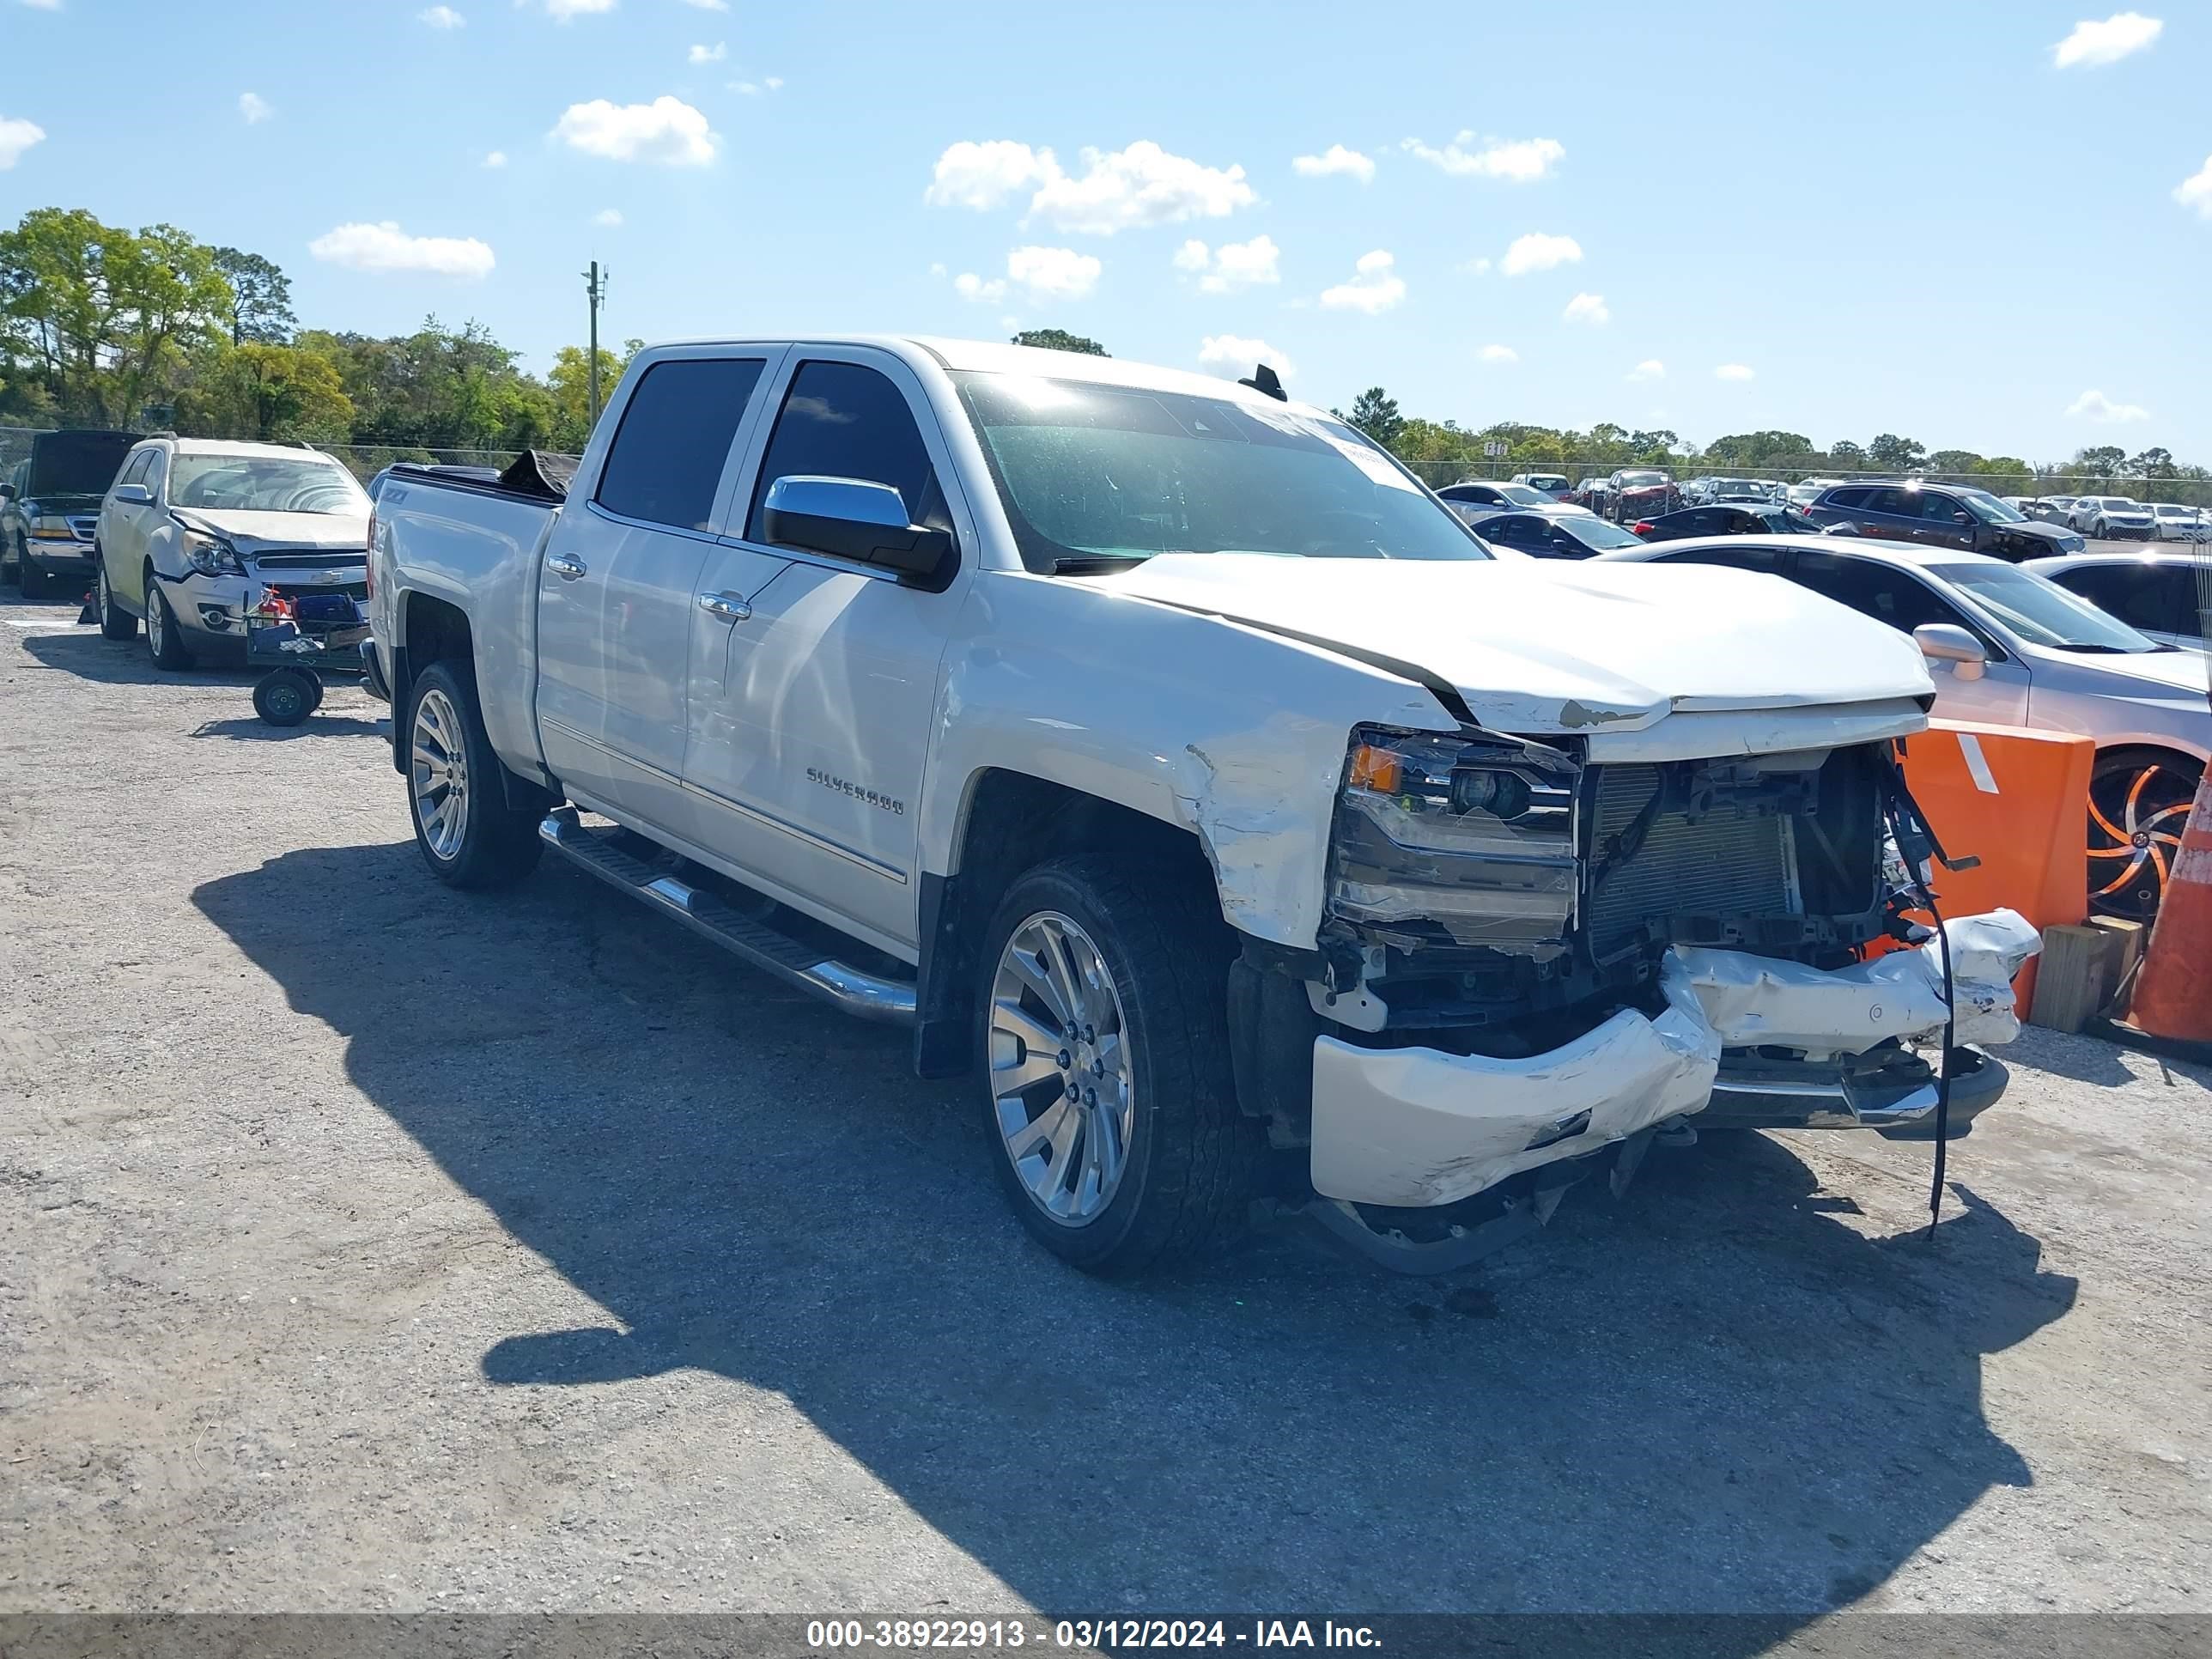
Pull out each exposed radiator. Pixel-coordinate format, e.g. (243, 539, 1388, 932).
(1583, 764, 1797, 955)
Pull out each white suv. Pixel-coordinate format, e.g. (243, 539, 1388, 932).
(94, 439, 370, 668)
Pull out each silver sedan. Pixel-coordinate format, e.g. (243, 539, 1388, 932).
(1598, 534, 2210, 922)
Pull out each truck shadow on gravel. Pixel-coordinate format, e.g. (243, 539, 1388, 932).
(195, 843, 2077, 1620)
(21, 629, 254, 687)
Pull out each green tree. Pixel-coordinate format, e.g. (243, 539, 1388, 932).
(1829, 440, 1868, 469)
(548, 337, 642, 448)
(2074, 446, 2126, 479)
(1925, 449, 1985, 476)
(179, 342, 353, 441)
(210, 246, 297, 345)
(2126, 447, 2176, 479)
(1866, 433, 1926, 471)
(1339, 386, 1404, 447)
(1010, 327, 1108, 356)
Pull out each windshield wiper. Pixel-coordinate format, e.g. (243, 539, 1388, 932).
(1049, 554, 1152, 575)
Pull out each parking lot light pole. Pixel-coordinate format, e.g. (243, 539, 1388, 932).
(584, 260, 610, 424)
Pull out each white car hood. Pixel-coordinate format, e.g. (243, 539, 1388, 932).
(173, 507, 369, 556)
(1092, 553, 1936, 734)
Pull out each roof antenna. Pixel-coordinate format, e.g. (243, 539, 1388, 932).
(1237, 363, 1287, 402)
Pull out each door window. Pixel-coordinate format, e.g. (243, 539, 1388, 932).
(747, 360, 944, 540)
(1790, 550, 1976, 636)
(1655, 544, 1784, 574)
(116, 451, 153, 489)
(595, 356, 765, 532)
(1479, 514, 1552, 552)
(1825, 486, 1872, 510)
(1863, 487, 1918, 518)
(2058, 563, 2197, 634)
(1919, 491, 1963, 523)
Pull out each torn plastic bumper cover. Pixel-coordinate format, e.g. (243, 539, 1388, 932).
(1310, 908, 2039, 1208)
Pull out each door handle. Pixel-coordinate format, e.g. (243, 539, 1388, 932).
(546, 552, 588, 581)
(697, 591, 752, 623)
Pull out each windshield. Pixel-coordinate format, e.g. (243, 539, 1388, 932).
(952, 374, 1490, 567)
(1932, 562, 2163, 653)
(1959, 489, 2027, 524)
(1523, 475, 1567, 489)
(1559, 518, 1646, 551)
(1617, 471, 1667, 487)
(170, 455, 365, 515)
(1496, 483, 1549, 506)
(1714, 479, 1765, 496)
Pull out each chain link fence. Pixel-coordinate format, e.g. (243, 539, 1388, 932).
(0, 425, 562, 486)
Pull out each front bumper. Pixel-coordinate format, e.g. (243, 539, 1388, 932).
(159, 571, 254, 641)
(24, 539, 95, 579)
(1308, 911, 2038, 1208)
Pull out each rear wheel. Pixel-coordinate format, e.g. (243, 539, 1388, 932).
(405, 660, 543, 889)
(252, 668, 316, 728)
(96, 558, 137, 641)
(2087, 747, 2202, 922)
(976, 854, 1264, 1274)
(143, 574, 193, 670)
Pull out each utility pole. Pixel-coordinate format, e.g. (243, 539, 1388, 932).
(583, 260, 610, 423)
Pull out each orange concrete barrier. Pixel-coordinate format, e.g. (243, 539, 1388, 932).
(2123, 771, 2212, 1051)
(1894, 720, 2094, 1015)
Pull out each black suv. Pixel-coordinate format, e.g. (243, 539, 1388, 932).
(2, 429, 142, 599)
(1805, 480, 2085, 561)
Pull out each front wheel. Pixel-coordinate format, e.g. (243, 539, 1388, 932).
(96, 558, 137, 641)
(404, 660, 544, 889)
(15, 538, 50, 599)
(976, 855, 1264, 1274)
(143, 574, 193, 670)
(2092, 519, 2108, 539)
(2087, 748, 2203, 922)
(252, 668, 316, 727)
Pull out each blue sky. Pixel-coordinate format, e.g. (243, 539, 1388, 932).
(3, 0, 2208, 464)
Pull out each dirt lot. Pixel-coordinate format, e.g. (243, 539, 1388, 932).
(2, 587, 2208, 1626)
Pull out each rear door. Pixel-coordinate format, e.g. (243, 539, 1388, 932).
(679, 349, 974, 952)
(100, 449, 160, 608)
(532, 350, 776, 825)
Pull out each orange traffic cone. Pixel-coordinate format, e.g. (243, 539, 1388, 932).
(2110, 769, 2212, 1062)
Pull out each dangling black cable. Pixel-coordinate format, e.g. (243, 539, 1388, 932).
(1882, 785, 1959, 1240)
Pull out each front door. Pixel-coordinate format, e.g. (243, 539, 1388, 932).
(532, 352, 772, 824)
(680, 351, 969, 952)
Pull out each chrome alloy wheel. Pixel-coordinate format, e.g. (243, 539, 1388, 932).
(145, 584, 170, 659)
(410, 686, 471, 862)
(988, 911, 1135, 1226)
(2087, 758, 2197, 921)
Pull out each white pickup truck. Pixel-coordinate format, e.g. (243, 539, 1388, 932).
(368, 337, 2036, 1274)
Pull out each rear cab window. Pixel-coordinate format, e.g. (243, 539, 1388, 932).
(596, 357, 768, 532)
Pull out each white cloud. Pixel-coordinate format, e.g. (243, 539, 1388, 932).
(542, 0, 616, 16)
(680, 0, 726, 8)
(2052, 11, 2162, 68)
(1319, 248, 1404, 314)
(2175, 155, 2212, 219)
(1478, 344, 1518, 363)
(1461, 256, 1492, 276)
(1562, 292, 1609, 325)
(1714, 363, 1755, 381)
(1006, 244, 1101, 299)
(687, 41, 725, 64)
(1401, 131, 1564, 182)
(0, 115, 46, 169)
(1499, 231, 1582, 276)
(1198, 334, 1295, 381)
(308, 221, 495, 279)
(482, 149, 507, 168)
(552, 96, 717, 165)
(1627, 359, 1665, 382)
(418, 4, 465, 27)
(593, 208, 623, 227)
(1030, 140, 1255, 234)
(924, 139, 1059, 209)
(1174, 234, 1280, 293)
(953, 246, 1103, 304)
(765, 76, 783, 90)
(2067, 388, 2150, 423)
(239, 92, 272, 124)
(1291, 143, 1374, 183)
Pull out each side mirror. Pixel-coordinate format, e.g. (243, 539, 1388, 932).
(1953, 510, 1972, 526)
(0, 483, 15, 502)
(1914, 623, 1988, 681)
(762, 475, 954, 584)
(111, 483, 155, 507)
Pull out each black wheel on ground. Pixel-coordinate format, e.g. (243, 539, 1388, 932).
(1, 532, 15, 585)
(404, 659, 544, 889)
(252, 668, 316, 727)
(143, 572, 193, 669)
(95, 557, 137, 641)
(16, 537, 50, 599)
(975, 854, 1267, 1274)
(2087, 746, 2203, 923)
(302, 674, 325, 714)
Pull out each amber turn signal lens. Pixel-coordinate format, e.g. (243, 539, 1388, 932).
(1348, 743, 1402, 793)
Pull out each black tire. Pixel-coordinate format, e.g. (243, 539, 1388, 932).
(16, 538, 51, 599)
(95, 556, 137, 641)
(304, 675, 325, 714)
(252, 669, 316, 727)
(404, 659, 544, 889)
(143, 573, 193, 670)
(2087, 746, 2203, 923)
(975, 854, 1265, 1274)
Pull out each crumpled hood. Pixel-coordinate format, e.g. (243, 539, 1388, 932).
(173, 507, 369, 556)
(1994, 520, 2076, 546)
(1091, 553, 1936, 732)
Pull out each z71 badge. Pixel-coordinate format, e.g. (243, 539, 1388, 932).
(808, 768, 906, 815)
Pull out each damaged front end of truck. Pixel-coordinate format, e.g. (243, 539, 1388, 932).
(1229, 723, 2039, 1273)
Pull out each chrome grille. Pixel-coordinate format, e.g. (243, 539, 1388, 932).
(65, 516, 97, 542)
(252, 551, 366, 571)
(1583, 765, 1796, 955)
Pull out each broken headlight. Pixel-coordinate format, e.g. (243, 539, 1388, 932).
(1328, 725, 1582, 949)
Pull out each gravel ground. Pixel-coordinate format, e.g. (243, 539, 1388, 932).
(2, 589, 2208, 1628)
